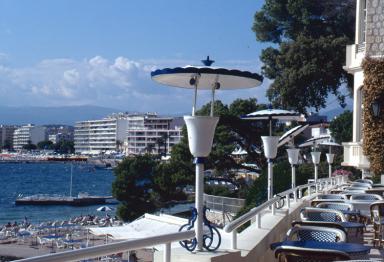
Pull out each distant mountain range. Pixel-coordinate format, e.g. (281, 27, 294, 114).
(0, 103, 352, 126)
(0, 105, 120, 125)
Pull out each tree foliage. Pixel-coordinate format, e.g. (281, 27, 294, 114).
(54, 140, 75, 154)
(253, 0, 355, 112)
(37, 140, 54, 150)
(112, 155, 157, 221)
(329, 110, 352, 144)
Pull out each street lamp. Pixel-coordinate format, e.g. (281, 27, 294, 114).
(311, 151, 321, 192)
(371, 99, 381, 118)
(287, 148, 300, 189)
(262, 136, 280, 200)
(326, 153, 335, 178)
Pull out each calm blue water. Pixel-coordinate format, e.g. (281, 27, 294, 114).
(0, 162, 116, 225)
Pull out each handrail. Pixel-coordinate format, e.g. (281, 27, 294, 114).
(223, 176, 342, 249)
(16, 230, 195, 262)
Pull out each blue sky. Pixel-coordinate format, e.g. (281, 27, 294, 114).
(0, 0, 349, 115)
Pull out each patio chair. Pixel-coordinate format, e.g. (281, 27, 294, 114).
(370, 200, 384, 247)
(300, 207, 347, 222)
(350, 194, 383, 201)
(355, 179, 373, 185)
(274, 246, 350, 262)
(291, 221, 348, 236)
(286, 225, 347, 243)
(317, 194, 348, 200)
(316, 202, 358, 222)
(310, 199, 345, 207)
(316, 202, 353, 211)
(351, 182, 372, 187)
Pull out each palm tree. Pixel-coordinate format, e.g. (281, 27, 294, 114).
(156, 133, 169, 156)
(145, 143, 155, 154)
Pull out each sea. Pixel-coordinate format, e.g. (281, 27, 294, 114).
(0, 162, 116, 225)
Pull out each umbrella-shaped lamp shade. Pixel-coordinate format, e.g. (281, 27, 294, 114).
(151, 66, 263, 90)
(243, 109, 305, 121)
(326, 153, 335, 164)
(278, 124, 309, 148)
(311, 152, 321, 164)
(184, 116, 219, 157)
(262, 136, 280, 159)
(97, 206, 113, 212)
(287, 148, 300, 165)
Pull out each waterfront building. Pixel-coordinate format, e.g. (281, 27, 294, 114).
(124, 115, 183, 156)
(0, 125, 17, 150)
(46, 125, 74, 144)
(13, 124, 47, 150)
(342, 0, 382, 174)
(48, 133, 73, 144)
(74, 116, 129, 154)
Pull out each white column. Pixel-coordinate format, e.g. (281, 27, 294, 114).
(291, 165, 296, 189)
(268, 160, 273, 200)
(195, 162, 204, 251)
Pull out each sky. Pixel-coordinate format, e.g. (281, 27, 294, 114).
(0, 0, 349, 115)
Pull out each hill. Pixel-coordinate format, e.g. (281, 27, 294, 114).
(0, 105, 120, 125)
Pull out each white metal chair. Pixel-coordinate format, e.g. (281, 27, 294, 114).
(286, 225, 347, 243)
(300, 207, 347, 222)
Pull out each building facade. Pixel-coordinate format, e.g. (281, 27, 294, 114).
(342, 0, 384, 174)
(124, 115, 183, 156)
(48, 133, 73, 144)
(0, 125, 17, 150)
(74, 117, 129, 154)
(13, 124, 47, 150)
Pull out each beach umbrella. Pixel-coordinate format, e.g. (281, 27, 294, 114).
(97, 206, 113, 212)
(242, 108, 306, 136)
(151, 56, 262, 252)
(278, 124, 309, 148)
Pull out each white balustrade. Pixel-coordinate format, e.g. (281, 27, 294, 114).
(223, 176, 341, 250)
(17, 230, 195, 262)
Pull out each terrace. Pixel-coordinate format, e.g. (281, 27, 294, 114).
(14, 175, 384, 261)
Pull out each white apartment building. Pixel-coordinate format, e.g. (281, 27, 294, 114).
(48, 133, 73, 144)
(74, 117, 129, 154)
(125, 115, 183, 156)
(13, 124, 47, 150)
(342, 0, 381, 174)
(0, 125, 17, 149)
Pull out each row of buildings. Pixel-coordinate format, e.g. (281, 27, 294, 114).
(74, 113, 183, 155)
(0, 113, 183, 156)
(0, 124, 74, 151)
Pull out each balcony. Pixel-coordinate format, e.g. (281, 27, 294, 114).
(344, 44, 365, 73)
(342, 141, 370, 169)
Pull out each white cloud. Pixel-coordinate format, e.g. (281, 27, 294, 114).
(0, 55, 269, 114)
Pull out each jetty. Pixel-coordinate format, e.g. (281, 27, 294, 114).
(15, 193, 113, 206)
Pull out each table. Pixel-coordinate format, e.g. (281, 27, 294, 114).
(270, 240, 370, 256)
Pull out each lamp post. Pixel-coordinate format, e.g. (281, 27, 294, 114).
(287, 148, 300, 189)
(151, 57, 263, 252)
(311, 151, 321, 192)
(184, 116, 218, 251)
(326, 153, 335, 178)
(371, 99, 381, 118)
(262, 136, 280, 200)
